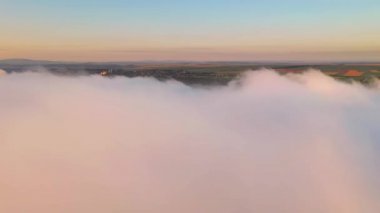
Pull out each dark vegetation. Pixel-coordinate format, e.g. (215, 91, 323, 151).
(1, 60, 380, 85)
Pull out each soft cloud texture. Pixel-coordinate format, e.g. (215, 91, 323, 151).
(0, 70, 379, 213)
(0, 69, 7, 76)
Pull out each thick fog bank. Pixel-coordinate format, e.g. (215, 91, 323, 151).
(0, 70, 379, 213)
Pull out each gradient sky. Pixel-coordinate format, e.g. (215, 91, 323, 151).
(1, 0, 379, 61)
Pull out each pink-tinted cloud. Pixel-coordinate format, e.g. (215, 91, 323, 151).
(0, 70, 379, 213)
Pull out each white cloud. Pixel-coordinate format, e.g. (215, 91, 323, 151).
(0, 70, 379, 213)
(0, 69, 7, 76)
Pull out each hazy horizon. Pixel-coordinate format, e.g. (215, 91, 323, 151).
(1, 1, 380, 212)
(1, 58, 380, 65)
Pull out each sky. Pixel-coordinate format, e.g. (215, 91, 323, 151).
(1, 0, 380, 61)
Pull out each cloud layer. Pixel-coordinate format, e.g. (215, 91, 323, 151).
(0, 69, 7, 76)
(0, 70, 379, 213)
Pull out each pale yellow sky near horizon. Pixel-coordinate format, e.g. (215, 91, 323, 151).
(1, 0, 380, 62)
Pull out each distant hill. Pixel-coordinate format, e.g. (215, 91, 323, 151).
(0, 59, 64, 65)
